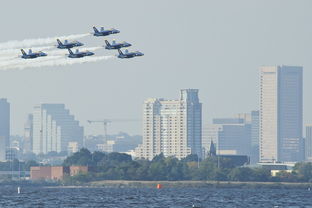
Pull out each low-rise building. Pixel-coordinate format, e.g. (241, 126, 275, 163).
(51, 166, 70, 180)
(30, 166, 52, 180)
(30, 166, 87, 181)
(271, 170, 293, 177)
(70, 166, 88, 176)
(257, 162, 295, 171)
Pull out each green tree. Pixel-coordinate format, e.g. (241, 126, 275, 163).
(63, 148, 93, 166)
(228, 167, 254, 181)
(293, 162, 312, 182)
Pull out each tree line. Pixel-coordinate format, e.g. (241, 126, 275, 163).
(63, 148, 312, 183)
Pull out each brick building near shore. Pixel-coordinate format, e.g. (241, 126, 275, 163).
(30, 166, 88, 181)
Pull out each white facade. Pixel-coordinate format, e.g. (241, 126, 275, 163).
(135, 89, 202, 160)
(259, 66, 303, 162)
(32, 104, 84, 154)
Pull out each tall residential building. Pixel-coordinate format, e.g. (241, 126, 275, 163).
(0, 99, 10, 161)
(32, 104, 84, 154)
(23, 114, 33, 153)
(259, 66, 303, 162)
(305, 125, 312, 161)
(135, 89, 202, 160)
(202, 117, 251, 157)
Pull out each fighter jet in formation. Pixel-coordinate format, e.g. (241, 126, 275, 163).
(104, 40, 131, 50)
(67, 48, 94, 58)
(20, 49, 47, 59)
(117, 49, 144, 59)
(93, 26, 120, 37)
(19, 26, 143, 60)
(57, 39, 83, 49)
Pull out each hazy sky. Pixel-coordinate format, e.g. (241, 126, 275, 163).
(0, 0, 311, 136)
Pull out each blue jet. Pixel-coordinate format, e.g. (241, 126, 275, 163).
(67, 48, 94, 58)
(57, 39, 83, 49)
(117, 49, 144, 59)
(104, 40, 131, 50)
(20, 49, 47, 59)
(93, 26, 120, 37)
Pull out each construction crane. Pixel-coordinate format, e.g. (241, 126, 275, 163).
(87, 119, 140, 141)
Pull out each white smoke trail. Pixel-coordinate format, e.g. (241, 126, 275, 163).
(0, 56, 17, 61)
(0, 33, 90, 50)
(0, 55, 115, 70)
(0, 56, 63, 69)
(0, 46, 55, 61)
(0, 46, 102, 62)
(0, 46, 54, 55)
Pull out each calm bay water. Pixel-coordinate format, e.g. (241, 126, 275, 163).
(0, 186, 311, 208)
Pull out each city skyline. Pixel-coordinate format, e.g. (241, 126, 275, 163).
(2, 73, 311, 138)
(1, 79, 310, 162)
(0, 1, 311, 163)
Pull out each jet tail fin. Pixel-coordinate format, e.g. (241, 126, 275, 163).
(57, 39, 63, 46)
(118, 49, 123, 55)
(21, 49, 27, 55)
(68, 48, 74, 55)
(93, 26, 99, 33)
(105, 40, 111, 46)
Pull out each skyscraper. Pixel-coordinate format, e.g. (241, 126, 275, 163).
(32, 104, 84, 154)
(250, 110, 259, 164)
(135, 89, 202, 160)
(259, 66, 303, 162)
(0, 99, 10, 161)
(305, 125, 312, 161)
(23, 114, 33, 153)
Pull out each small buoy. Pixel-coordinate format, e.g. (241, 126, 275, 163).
(156, 184, 163, 189)
(308, 187, 311, 191)
(17, 187, 21, 194)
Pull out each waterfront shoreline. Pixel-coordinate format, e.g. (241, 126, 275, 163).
(80, 180, 312, 189)
(3, 180, 311, 189)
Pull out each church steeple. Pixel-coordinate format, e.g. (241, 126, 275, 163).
(209, 140, 216, 157)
